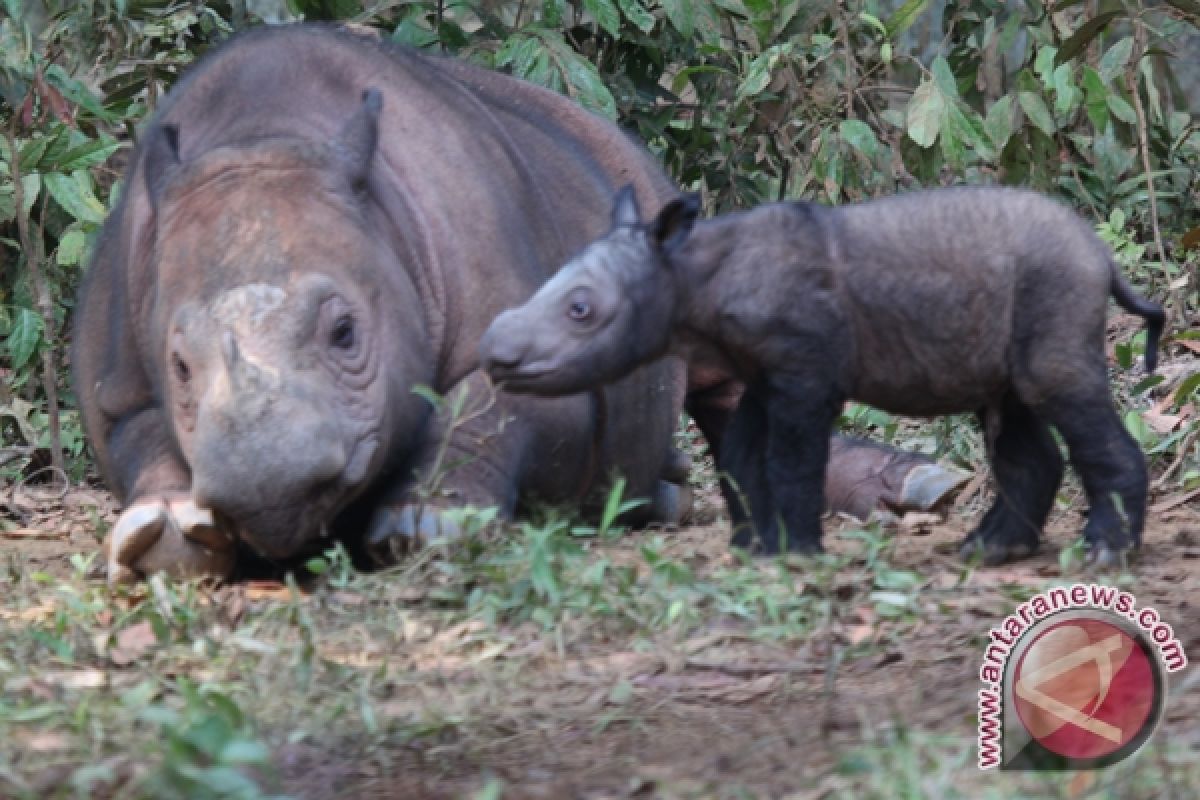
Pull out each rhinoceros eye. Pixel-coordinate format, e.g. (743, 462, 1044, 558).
(567, 289, 593, 322)
(331, 315, 356, 350)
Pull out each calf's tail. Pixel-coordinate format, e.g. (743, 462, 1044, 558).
(1110, 266, 1165, 372)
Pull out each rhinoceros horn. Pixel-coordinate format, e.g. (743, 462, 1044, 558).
(332, 88, 382, 191)
(142, 123, 181, 211)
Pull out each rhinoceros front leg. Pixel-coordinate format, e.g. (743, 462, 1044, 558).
(365, 371, 604, 563)
(106, 494, 236, 586)
(98, 409, 237, 585)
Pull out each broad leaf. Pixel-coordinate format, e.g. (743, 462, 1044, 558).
(661, 0, 695, 37)
(905, 80, 944, 148)
(6, 307, 42, 371)
(984, 96, 1014, 149)
(1098, 37, 1133, 83)
(584, 0, 621, 36)
(885, 0, 930, 38)
(617, 0, 656, 33)
(839, 119, 879, 158)
(44, 171, 105, 224)
(1018, 91, 1056, 136)
(57, 229, 87, 266)
(1055, 11, 1124, 66)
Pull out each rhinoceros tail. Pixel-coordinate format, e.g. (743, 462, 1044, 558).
(1110, 266, 1165, 373)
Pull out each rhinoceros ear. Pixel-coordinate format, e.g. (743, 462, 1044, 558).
(650, 193, 700, 256)
(333, 88, 383, 191)
(142, 123, 181, 211)
(611, 184, 642, 229)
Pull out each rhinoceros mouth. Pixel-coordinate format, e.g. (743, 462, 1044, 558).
(485, 363, 558, 393)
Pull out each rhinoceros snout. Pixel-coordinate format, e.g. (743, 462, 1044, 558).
(188, 414, 349, 558)
(479, 314, 531, 373)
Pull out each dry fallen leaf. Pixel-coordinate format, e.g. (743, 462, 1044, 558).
(103, 621, 158, 666)
(40, 669, 107, 690)
(27, 732, 71, 752)
(1, 527, 66, 540)
(0, 602, 57, 622)
(242, 581, 296, 601)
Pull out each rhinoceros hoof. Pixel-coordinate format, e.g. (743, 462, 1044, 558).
(650, 480, 692, 527)
(365, 504, 464, 565)
(957, 532, 1039, 567)
(898, 464, 971, 512)
(1085, 542, 1135, 571)
(104, 496, 236, 587)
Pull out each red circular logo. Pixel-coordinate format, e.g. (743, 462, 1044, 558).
(1013, 618, 1157, 760)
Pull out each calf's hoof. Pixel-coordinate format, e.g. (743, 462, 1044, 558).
(365, 504, 465, 566)
(1085, 541, 1136, 571)
(957, 530, 1039, 566)
(104, 495, 236, 586)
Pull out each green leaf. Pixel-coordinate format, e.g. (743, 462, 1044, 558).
(56, 229, 86, 266)
(1034, 46, 1058, 89)
(905, 80, 944, 148)
(859, 12, 887, 37)
(1018, 91, 1056, 136)
(1052, 64, 1081, 116)
(1098, 37, 1133, 83)
(1107, 94, 1137, 124)
(984, 96, 1014, 149)
(542, 0, 565, 27)
(738, 44, 792, 98)
(218, 739, 270, 765)
(617, 0, 656, 33)
(661, 0, 695, 37)
(1055, 11, 1124, 66)
(1163, 0, 1200, 16)
(885, 0, 930, 38)
(1173, 371, 1200, 408)
(584, 0, 621, 36)
(1082, 67, 1109, 131)
(44, 172, 106, 224)
(48, 136, 121, 173)
(560, 50, 617, 120)
(839, 119, 879, 158)
(20, 173, 40, 216)
(6, 308, 43, 371)
(1123, 410, 1153, 447)
(930, 56, 958, 98)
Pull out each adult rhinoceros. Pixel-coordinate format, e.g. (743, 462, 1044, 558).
(75, 24, 958, 584)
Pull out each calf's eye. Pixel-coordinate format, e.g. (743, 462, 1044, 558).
(569, 300, 591, 320)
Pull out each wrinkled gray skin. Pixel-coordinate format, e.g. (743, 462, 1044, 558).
(76, 25, 693, 583)
(481, 186, 1164, 566)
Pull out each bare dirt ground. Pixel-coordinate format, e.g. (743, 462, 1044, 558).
(4, 475, 1199, 799)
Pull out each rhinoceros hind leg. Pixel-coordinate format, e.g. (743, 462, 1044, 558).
(104, 495, 236, 586)
(958, 397, 1061, 566)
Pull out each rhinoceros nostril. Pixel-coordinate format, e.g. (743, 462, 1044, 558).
(479, 329, 529, 373)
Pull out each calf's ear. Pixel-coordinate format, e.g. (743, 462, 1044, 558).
(650, 193, 700, 255)
(611, 184, 642, 228)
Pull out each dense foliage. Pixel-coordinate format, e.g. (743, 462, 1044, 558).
(1, 0, 1197, 479)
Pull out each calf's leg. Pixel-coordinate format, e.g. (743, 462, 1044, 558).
(1039, 393, 1147, 566)
(720, 384, 775, 550)
(959, 394, 1063, 565)
(762, 373, 843, 555)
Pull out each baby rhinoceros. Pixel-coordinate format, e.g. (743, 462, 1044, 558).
(480, 186, 1164, 567)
